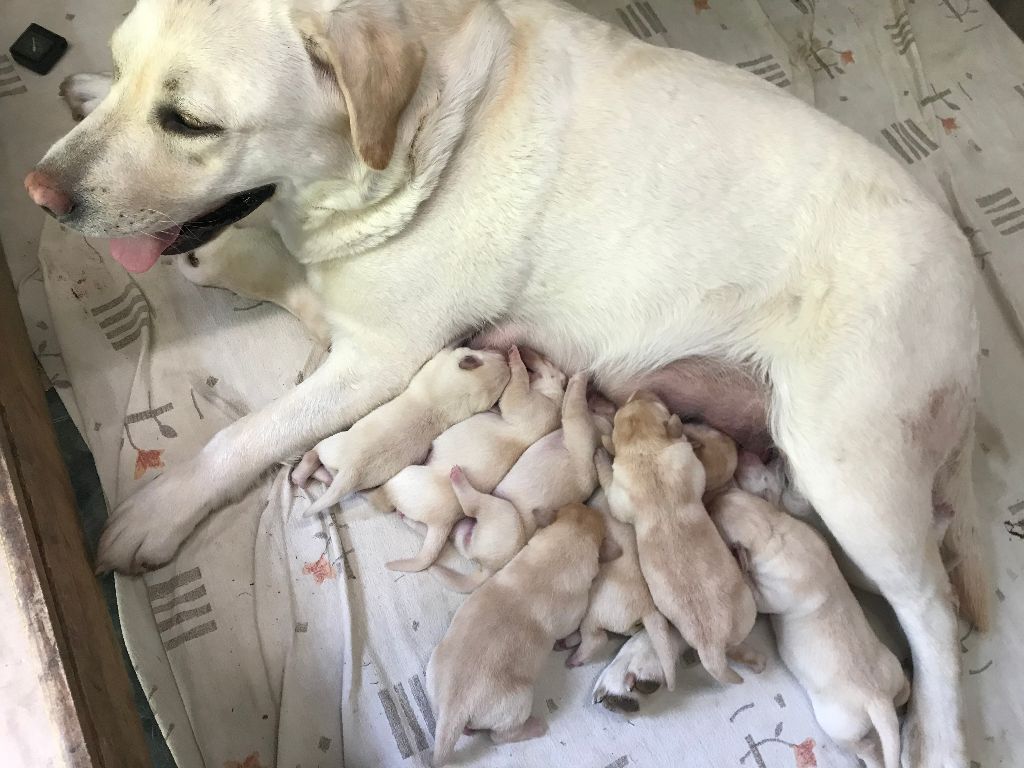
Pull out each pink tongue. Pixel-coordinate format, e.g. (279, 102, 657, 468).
(109, 226, 180, 273)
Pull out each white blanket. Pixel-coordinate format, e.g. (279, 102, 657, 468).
(2, 1, 1023, 766)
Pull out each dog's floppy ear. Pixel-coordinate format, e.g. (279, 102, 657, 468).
(300, 8, 425, 171)
(666, 414, 684, 440)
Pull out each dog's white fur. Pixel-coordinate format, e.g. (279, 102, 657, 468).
(290, 346, 509, 512)
(426, 502, 606, 765)
(430, 465, 527, 592)
(39, 0, 987, 761)
(597, 393, 759, 685)
(376, 347, 564, 572)
(711, 489, 910, 768)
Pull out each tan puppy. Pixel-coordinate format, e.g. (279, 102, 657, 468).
(427, 503, 611, 766)
(679, 422, 738, 498)
(564, 488, 678, 690)
(430, 466, 526, 593)
(292, 347, 510, 514)
(379, 347, 565, 572)
(597, 391, 758, 685)
(710, 489, 909, 768)
(489, 372, 605, 538)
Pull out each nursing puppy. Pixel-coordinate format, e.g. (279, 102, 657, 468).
(710, 489, 909, 768)
(487, 372, 604, 538)
(597, 392, 758, 685)
(290, 347, 510, 513)
(679, 422, 738, 498)
(430, 466, 526, 593)
(564, 488, 679, 690)
(427, 503, 610, 766)
(379, 347, 565, 572)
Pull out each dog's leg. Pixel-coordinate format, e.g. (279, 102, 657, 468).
(59, 73, 112, 119)
(592, 629, 681, 712)
(780, 429, 964, 768)
(96, 342, 425, 573)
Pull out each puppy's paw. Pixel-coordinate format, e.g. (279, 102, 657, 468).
(59, 73, 112, 120)
(553, 631, 581, 651)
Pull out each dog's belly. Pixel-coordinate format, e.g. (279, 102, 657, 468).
(471, 327, 770, 455)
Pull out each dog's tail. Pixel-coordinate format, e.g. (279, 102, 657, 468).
(697, 643, 742, 686)
(387, 523, 452, 573)
(431, 708, 467, 767)
(641, 611, 678, 691)
(936, 435, 991, 631)
(866, 699, 901, 768)
(429, 563, 489, 593)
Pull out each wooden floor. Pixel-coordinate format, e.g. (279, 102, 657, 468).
(0, 243, 151, 767)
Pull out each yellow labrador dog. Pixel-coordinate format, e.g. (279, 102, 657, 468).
(27, 0, 985, 762)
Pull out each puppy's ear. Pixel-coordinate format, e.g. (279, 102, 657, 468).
(599, 536, 623, 563)
(601, 434, 615, 456)
(666, 414, 684, 440)
(300, 9, 425, 171)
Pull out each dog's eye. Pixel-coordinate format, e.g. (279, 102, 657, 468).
(158, 106, 223, 136)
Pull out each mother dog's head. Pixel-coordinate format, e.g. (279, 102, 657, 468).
(24, 0, 424, 271)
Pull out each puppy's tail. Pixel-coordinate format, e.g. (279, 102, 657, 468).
(305, 474, 354, 516)
(431, 709, 467, 767)
(866, 699, 901, 768)
(697, 644, 742, 686)
(641, 611, 678, 691)
(429, 563, 489, 593)
(387, 524, 451, 573)
(936, 435, 991, 631)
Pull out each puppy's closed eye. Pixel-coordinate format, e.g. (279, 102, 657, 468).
(459, 354, 483, 370)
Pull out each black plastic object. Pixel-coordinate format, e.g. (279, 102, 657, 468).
(10, 24, 68, 75)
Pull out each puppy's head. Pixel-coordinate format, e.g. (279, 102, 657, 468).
(733, 451, 784, 506)
(25, 0, 424, 272)
(611, 391, 674, 450)
(420, 347, 510, 411)
(519, 347, 568, 403)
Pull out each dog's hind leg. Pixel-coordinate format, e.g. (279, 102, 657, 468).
(779, 412, 965, 768)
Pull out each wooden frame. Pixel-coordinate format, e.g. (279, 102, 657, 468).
(0, 248, 151, 768)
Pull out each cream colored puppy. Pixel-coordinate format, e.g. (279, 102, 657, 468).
(597, 392, 759, 685)
(290, 347, 510, 514)
(564, 488, 679, 690)
(430, 466, 526, 593)
(177, 215, 331, 345)
(427, 503, 610, 766)
(379, 347, 565, 572)
(710, 489, 909, 768)
(487, 372, 604, 538)
(679, 422, 738, 499)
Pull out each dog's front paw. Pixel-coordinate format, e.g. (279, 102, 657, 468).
(59, 73, 112, 120)
(591, 634, 666, 713)
(96, 470, 209, 574)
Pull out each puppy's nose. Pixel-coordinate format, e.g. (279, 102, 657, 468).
(24, 170, 75, 218)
